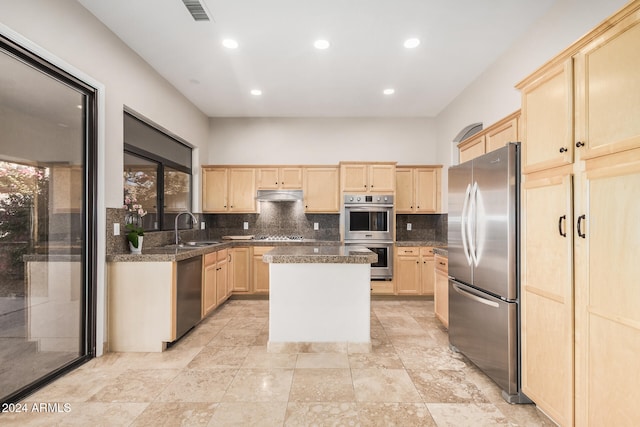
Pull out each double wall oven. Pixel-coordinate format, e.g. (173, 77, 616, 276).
(343, 194, 394, 280)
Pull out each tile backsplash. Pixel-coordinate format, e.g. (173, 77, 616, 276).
(395, 214, 447, 243)
(205, 202, 340, 241)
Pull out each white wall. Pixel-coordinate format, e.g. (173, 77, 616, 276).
(208, 117, 438, 165)
(1, 0, 210, 356)
(435, 0, 630, 209)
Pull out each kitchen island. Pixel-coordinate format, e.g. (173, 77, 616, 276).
(263, 245, 377, 352)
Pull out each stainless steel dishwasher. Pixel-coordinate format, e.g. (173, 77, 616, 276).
(176, 256, 202, 340)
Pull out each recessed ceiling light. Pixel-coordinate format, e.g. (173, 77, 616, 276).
(222, 39, 239, 49)
(404, 38, 420, 49)
(76, 104, 83, 109)
(314, 39, 330, 50)
(250, 89, 262, 96)
(383, 88, 395, 95)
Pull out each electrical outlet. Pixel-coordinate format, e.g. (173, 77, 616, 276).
(113, 223, 120, 236)
(200, 221, 206, 230)
(407, 223, 412, 231)
(243, 221, 249, 230)
(314, 222, 319, 230)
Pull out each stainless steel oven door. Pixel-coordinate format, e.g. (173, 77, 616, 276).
(344, 206, 394, 241)
(344, 241, 393, 280)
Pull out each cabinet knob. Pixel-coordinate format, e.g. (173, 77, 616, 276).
(559, 147, 568, 153)
(576, 141, 585, 148)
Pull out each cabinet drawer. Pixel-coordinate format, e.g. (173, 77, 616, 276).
(420, 247, 434, 258)
(396, 247, 420, 256)
(216, 249, 228, 262)
(204, 252, 217, 266)
(435, 255, 448, 273)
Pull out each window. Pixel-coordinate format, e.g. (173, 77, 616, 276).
(123, 112, 192, 231)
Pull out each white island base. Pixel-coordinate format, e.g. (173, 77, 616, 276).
(268, 262, 371, 352)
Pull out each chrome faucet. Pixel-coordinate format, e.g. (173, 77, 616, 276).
(175, 211, 198, 245)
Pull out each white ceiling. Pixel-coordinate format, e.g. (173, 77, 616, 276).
(77, 0, 557, 118)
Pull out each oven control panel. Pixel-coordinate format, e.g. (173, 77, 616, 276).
(344, 194, 393, 205)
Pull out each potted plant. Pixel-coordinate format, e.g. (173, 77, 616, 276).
(125, 223, 145, 254)
(123, 192, 147, 253)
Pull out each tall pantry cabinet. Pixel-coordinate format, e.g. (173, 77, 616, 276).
(517, 2, 640, 426)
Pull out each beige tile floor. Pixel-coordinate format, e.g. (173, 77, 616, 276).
(1, 299, 556, 426)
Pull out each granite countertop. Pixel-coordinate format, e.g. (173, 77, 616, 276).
(263, 245, 377, 264)
(395, 241, 447, 248)
(106, 240, 340, 262)
(433, 247, 448, 257)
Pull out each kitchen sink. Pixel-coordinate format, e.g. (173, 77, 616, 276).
(164, 241, 221, 250)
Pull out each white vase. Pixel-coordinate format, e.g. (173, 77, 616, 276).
(129, 236, 143, 254)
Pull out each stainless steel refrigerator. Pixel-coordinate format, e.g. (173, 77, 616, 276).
(447, 142, 530, 404)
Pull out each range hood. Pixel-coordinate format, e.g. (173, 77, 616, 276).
(255, 189, 303, 202)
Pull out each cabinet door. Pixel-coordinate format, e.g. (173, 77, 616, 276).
(574, 148, 640, 426)
(280, 167, 303, 189)
(575, 18, 640, 160)
(520, 59, 574, 173)
(229, 247, 251, 293)
(228, 168, 256, 212)
(368, 164, 395, 192)
(521, 169, 574, 426)
(434, 256, 449, 328)
(303, 167, 339, 212)
(459, 135, 485, 163)
(202, 168, 228, 212)
(252, 246, 273, 293)
(395, 247, 420, 295)
(420, 248, 435, 295)
(486, 117, 518, 154)
(216, 254, 228, 306)
(256, 167, 279, 189)
(415, 168, 440, 213)
(202, 262, 217, 316)
(341, 164, 368, 192)
(395, 168, 414, 213)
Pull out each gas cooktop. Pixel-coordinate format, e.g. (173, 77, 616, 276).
(254, 235, 305, 241)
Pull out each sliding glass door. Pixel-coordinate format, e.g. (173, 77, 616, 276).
(0, 36, 96, 403)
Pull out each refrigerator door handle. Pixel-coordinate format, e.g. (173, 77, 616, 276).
(461, 183, 472, 265)
(468, 181, 479, 267)
(452, 282, 500, 308)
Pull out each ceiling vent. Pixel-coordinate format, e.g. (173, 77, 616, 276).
(182, 0, 211, 21)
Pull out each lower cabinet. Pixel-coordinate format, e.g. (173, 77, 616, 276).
(229, 247, 251, 293)
(434, 254, 448, 328)
(252, 246, 274, 294)
(395, 247, 435, 295)
(202, 249, 230, 317)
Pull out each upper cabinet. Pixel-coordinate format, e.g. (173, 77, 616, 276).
(457, 111, 520, 164)
(396, 166, 442, 213)
(303, 167, 339, 213)
(256, 167, 302, 189)
(202, 167, 256, 213)
(518, 61, 573, 173)
(340, 162, 396, 193)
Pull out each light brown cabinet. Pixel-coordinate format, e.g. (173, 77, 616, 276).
(303, 167, 339, 212)
(395, 247, 434, 295)
(256, 167, 302, 189)
(340, 162, 396, 193)
(458, 111, 519, 163)
(517, 3, 640, 425)
(202, 167, 256, 213)
(202, 252, 218, 317)
(51, 165, 83, 213)
(434, 254, 448, 328)
(202, 249, 231, 317)
(395, 166, 442, 213)
(252, 246, 273, 294)
(229, 247, 251, 293)
(215, 249, 229, 306)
